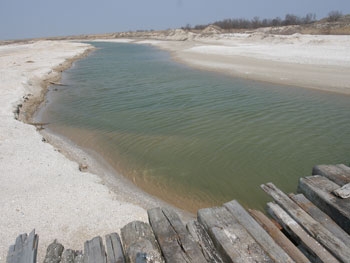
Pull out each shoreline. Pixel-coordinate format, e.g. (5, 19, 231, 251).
(0, 40, 192, 262)
(102, 34, 350, 95)
(155, 35, 350, 95)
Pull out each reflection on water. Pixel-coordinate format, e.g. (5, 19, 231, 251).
(38, 42, 350, 212)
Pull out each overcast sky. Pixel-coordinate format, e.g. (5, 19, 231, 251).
(1, 0, 350, 40)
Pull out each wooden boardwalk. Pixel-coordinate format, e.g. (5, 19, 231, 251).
(7, 164, 350, 263)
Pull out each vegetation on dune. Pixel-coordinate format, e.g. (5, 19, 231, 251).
(183, 11, 345, 31)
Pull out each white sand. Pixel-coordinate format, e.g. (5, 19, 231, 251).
(147, 33, 350, 94)
(0, 40, 163, 261)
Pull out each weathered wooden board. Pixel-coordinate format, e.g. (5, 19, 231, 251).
(312, 164, 350, 186)
(7, 230, 39, 263)
(333, 183, 350, 199)
(224, 200, 295, 263)
(262, 182, 350, 262)
(186, 220, 224, 263)
(121, 221, 163, 263)
(43, 240, 64, 263)
(61, 249, 84, 263)
(290, 193, 350, 246)
(105, 233, 125, 263)
(267, 202, 338, 263)
(298, 175, 350, 234)
(83, 236, 107, 263)
(249, 209, 310, 263)
(198, 206, 273, 263)
(148, 207, 206, 263)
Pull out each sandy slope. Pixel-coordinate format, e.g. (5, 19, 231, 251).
(140, 33, 350, 94)
(0, 41, 153, 261)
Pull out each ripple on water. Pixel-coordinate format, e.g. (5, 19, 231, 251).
(38, 42, 350, 212)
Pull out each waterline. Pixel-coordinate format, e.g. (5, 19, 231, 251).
(37, 42, 350, 212)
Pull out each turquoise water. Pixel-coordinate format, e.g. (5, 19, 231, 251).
(39, 42, 350, 212)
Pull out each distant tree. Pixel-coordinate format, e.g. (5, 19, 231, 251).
(252, 16, 260, 28)
(284, 14, 299, 25)
(302, 13, 316, 24)
(184, 23, 192, 30)
(328, 10, 343, 22)
(272, 17, 282, 27)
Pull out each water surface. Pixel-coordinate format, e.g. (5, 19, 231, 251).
(38, 42, 350, 212)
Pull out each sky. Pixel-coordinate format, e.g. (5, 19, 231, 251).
(1, 0, 350, 40)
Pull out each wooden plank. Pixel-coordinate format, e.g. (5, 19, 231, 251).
(61, 249, 84, 263)
(198, 206, 273, 263)
(105, 233, 125, 263)
(312, 164, 350, 186)
(290, 193, 350, 246)
(267, 202, 338, 263)
(186, 220, 224, 263)
(148, 207, 206, 263)
(83, 236, 107, 263)
(224, 200, 295, 263)
(298, 175, 350, 234)
(249, 209, 310, 263)
(333, 183, 350, 199)
(262, 182, 350, 262)
(7, 230, 39, 263)
(43, 240, 64, 263)
(120, 220, 163, 263)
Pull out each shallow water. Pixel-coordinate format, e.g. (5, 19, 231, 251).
(38, 42, 350, 212)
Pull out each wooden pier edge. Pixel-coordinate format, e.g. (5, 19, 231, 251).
(7, 163, 350, 263)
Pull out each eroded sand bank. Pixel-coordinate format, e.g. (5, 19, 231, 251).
(0, 40, 173, 261)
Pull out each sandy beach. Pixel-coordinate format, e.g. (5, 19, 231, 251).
(140, 33, 350, 95)
(100, 33, 350, 94)
(0, 40, 174, 262)
(1, 33, 350, 260)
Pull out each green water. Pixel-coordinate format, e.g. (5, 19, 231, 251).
(39, 42, 350, 212)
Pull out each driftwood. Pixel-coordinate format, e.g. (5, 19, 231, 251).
(49, 81, 67, 86)
(148, 207, 206, 263)
(267, 202, 338, 263)
(121, 221, 163, 263)
(7, 230, 38, 263)
(298, 175, 350, 234)
(198, 206, 273, 263)
(312, 164, 350, 186)
(262, 182, 350, 262)
(186, 220, 224, 263)
(249, 209, 310, 263)
(223, 200, 295, 263)
(83, 236, 107, 263)
(290, 193, 350, 246)
(61, 249, 83, 263)
(29, 122, 49, 130)
(43, 240, 64, 263)
(333, 183, 350, 199)
(105, 233, 125, 263)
